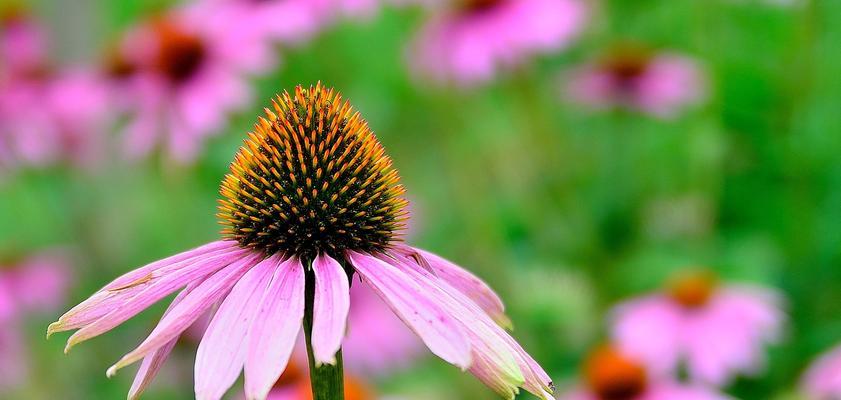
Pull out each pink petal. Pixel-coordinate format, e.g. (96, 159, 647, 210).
(311, 254, 350, 365)
(128, 279, 206, 400)
(610, 296, 682, 378)
(347, 251, 472, 370)
(106, 252, 262, 376)
(244, 258, 306, 400)
(383, 252, 548, 398)
(195, 254, 284, 400)
(62, 248, 248, 351)
(411, 246, 511, 328)
(47, 241, 236, 335)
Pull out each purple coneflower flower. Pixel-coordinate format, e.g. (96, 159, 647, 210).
(801, 343, 841, 400)
(560, 345, 731, 400)
(609, 270, 784, 387)
(409, 0, 587, 85)
(0, 11, 108, 170)
(107, 4, 274, 163)
(48, 83, 552, 400)
(564, 48, 705, 118)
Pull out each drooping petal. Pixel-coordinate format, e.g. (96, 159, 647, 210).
(311, 254, 350, 366)
(194, 254, 284, 400)
(47, 241, 238, 336)
(348, 251, 472, 370)
(128, 280, 205, 400)
(62, 249, 247, 352)
(380, 252, 529, 398)
(244, 258, 306, 400)
(610, 296, 683, 377)
(106, 252, 262, 377)
(410, 246, 511, 329)
(383, 252, 555, 398)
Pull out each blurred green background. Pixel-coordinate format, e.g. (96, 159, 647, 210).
(2, 0, 840, 399)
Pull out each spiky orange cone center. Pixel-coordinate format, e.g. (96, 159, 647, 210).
(218, 84, 408, 261)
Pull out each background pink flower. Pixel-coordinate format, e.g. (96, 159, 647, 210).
(610, 271, 785, 387)
(409, 0, 587, 85)
(111, 4, 275, 163)
(801, 343, 841, 400)
(0, 11, 108, 171)
(565, 51, 706, 118)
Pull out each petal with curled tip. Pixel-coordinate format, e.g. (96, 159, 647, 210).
(62, 249, 247, 352)
(47, 242, 238, 337)
(105, 253, 261, 377)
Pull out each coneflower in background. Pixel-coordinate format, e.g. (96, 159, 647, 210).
(48, 83, 552, 400)
(105, 3, 275, 163)
(409, 0, 587, 86)
(609, 269, 785, 387)
(564, 47, 706, 118)
(0, 9, 108, 171)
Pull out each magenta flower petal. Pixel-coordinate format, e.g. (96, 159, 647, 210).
(382, 252, 552, 399)
(195, 254, 284, 400)
(348, 251, 473, 370)
(610, 281, 784, 386)
(107, 252, 262, 376)
(129, 280, 205, 400)
(244, 258, 306, 400)
(410, 246, 511, 329)
(311, 254, 350, 366)
(49, 242, 236, 334)
(60, 247, 248, 351)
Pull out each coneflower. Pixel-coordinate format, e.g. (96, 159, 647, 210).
(610, 269, 784, 387)
(48, 83, 553, 400)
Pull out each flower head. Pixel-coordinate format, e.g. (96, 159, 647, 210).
(0, 11, 108, 171)
(409, 0, 587, 85)
(559, 345, 731, 400)
(108, 4, 274, 162)
(217, 84, 408, 260)
(564, 48, 705, 118)
(48, 84, 552, 400)
(609, 269, 785, 387)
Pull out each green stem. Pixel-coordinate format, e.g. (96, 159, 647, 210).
(303, 269, 344, 400)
